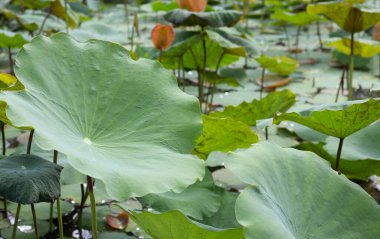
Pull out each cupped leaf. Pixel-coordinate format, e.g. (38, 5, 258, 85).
(326, 38, 380, 58)
(126, 210, 245, 239)
(1, 33, 204, 201)
(225, 142, 380, 239)
(0, 154, 62, 204)
(274, 98, 380, 138)
(210, 90, 296, 126)
(255, 55, 299, 76)
(0, 30, 30, 48)
(139, 171, 220, 220)
(271, 10, 321, 26)
(193, 115, 258, 159)
(164, 9, 241, 27)
(307, 2, 380, 33)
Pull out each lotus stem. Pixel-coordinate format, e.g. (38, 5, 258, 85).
(49, 202, 54, 233)
(8, 47, 13, 75)
(348, 32, 355, 100)
(316, 21, 323, 50)
(1, 122, 5, 156)
(38, 8, 51, 35)
(335, 138, 345, 174)
(64, 0, 69, 33)
(208, 51, 225, 113)
(27, 129, 34, 154)
(57, 198, 64, 239)
(283, 25, 290, 50)
(77, 183, 89, 239)
(11, 203, 21, 239)
(260, 68, 265, 100)
(335, 67, 346, 102)
(31, 203, 39, 239)
(265, 127, 269, 140)
(87, 176, 98, 239)
(199, 27, 207, 111)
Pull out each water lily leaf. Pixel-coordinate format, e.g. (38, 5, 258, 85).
(126, 210, 245, 239)
(0, 30, 30, 48)
(210, 90, 296, 126)
(139, 171, 220, 220)
(325, 122, 380, 161)
(225, 142, 380, 239)
(1, 33, 204, 201)
(307, 2, 380, 33)
(51, 0, 79, 29)
(203, 71, 241, 87)
(193, 115, 258, 159)
(255, 55, 299, 76)
(164, 9, 241, 28)
(0, 154, 62, 204)
(271, 10, 322, 26)
(326, 38, 380, 58)
(295, 142, 380, 181)
(274, 99, 380, 138)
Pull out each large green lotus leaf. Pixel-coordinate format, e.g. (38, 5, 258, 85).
(307, 2, 380, 33)
(295, 142, 380, 181)
(1, 33, 204, 201)
(0, 154, 62, 204)
(126, 210, 245, 239)
(139, 171, 220, 220)
(51, 0, 79, 29)
(224, 142, 380, 239)
(271, 10, 321, 26)
(0, 30, 30, 48)
(325, 122, 380, 161)
(164, 9, 241, 28)
(193, 115, 258, 159)
(326, 38, 380, 58)
(274, 99, 380, 138)
(255, 55, 299, 76)
(210, 90, 296, 126)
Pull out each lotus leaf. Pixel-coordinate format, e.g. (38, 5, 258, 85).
(210, 90, 296, 126)
(126, 210, 245, 239)
(0, 30, 30, 48)
(307, 2, 380, 33)
(139, 171, 220, 220)
(164, 9, 241, 28)
(0, 154, 62, 204)
(327, 38, 380, 58)
(193, 115, 258, 159)
(0, 33, 205, 200)
(271, 10, 321, 26)
(51, 0, 79, 29)
(255, 55, 299, 76)
(224, 142, 380, 239)
(274, 99, 380, 138)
